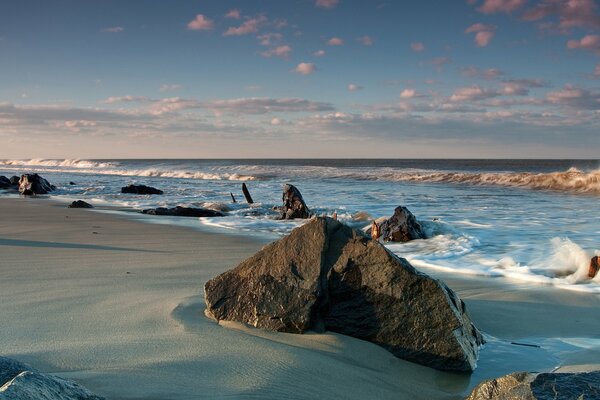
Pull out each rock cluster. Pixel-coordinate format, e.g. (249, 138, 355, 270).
(18, 174, 56, 195)
(205, 217, 483, 372)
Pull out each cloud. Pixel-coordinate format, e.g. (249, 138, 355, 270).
(327, 37, 344, 46)
(465, 23, 496, 47)
(313, 49, 326, 56)
(257, 33, 282, 46)
(224, 16, 267, 36)
(101, 96, 150, 104)
(461, 66, 504, 80)
(203, 98, 334, 114)
(477, 0, 526, 14)
(522, 0, 600, 32)
(400, 89, 417, 98)
(187, 14, 214, 31)
(567, 35, 600, 55)
(429, 56, 452, 71)
(316, 0, 340, 9)
(451, 86, 499, 101)
(348, 83, 363, 91)
(410, 42, 425, 52)
(261, 45, 292, 59)
(103, 27, 124, 33)
(546, 84, 600, 110)
(159, 84, 183, 92)
(225, 9, 241, 19)
(358, 36, 373, 46)
(294, 62, 317, 75)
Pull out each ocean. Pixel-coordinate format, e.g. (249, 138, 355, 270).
(1, 158, 599, 293)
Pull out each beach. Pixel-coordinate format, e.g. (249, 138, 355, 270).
(1, 196, 599, 399)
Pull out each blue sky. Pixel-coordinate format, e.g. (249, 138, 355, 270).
(1, 0, 599, 158)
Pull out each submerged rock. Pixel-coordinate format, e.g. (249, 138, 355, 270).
(142, 206, 224, 218)
(0, 371, 105, 400)
(279, 184, 310, 220)
(466, 371, 600, 400)
(68, 200, 94, 209)
(18, 174, 56, 195)
(205, 217, 483, 372)
(369, 206, 426, 242)
(121, 184, 163, 195)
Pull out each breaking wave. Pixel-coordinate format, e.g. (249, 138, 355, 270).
(0, 158, 117, 169)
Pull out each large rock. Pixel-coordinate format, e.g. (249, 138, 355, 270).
(466, 371, 600, 400)
(205, 217, 483, 371)
(376, 206, 426, 242)
(0, 176, 11, 189)
(0, 371, 104, 400)
(279, 184, 310, 220)
(142, 206, 224, 218)
(9, 176, 20, 186)
(121, 184, 163, 195)
(68, 200, 94, 209)
(18, 174, 56, 195)
(0, 356, 32, 387)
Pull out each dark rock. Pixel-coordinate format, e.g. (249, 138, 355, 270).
(372, 206, 426, 242)
(589, 256, 599, 279)
(9, 176, 20, 186)
(0, 176, 11, 189)
(279, 184, 310, 220)
(142, 206, 224, 218)
(68, 200, 94, 209)
(466, 371, 600, 400)
(0, 370, 105, 400)
(121, 184, 163, 195)
(18, 174, 56, 195)
(0, 356, 33, 387)
(205, 217, 483, 372)
(69, 181, 76, 185)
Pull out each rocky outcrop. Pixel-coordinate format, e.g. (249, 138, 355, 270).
(9, 176, 20, 186)
(68, 200, 94, 209)
(142, 206, 224, 218)
(279, 184, 310, 220)
(369, 206, 426, 242)
(0, 176, 11, 189)
(589, 256, 599, 279)
(466, 371, 600, 400)
(18, 174, 56, 195)
(121, 185, 163, 195)
(205, 217, 483, 372)
(0, 356, 104, 400)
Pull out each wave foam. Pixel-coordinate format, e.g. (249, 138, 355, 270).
(0, 158, 117, 169)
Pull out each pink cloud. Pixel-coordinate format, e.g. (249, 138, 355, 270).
(567, 35, 600, 54)
(103, 26, 124, 33)
(313, 49, 326, 56)
(316, 0, 340, 9)
(546, 84, 600, 109)
(294, 63, 317, 75)
(465, 23, 496, 47)
(522, 0, 600, 32)
(187, 14, 214, 31)
(224, 16, 267, 36)
(461, 66, 504, 80)
(261, 45, 292, 59)
(400, 89, 416, 98)
(225, 9, 241, 19)
(410, 42, 425, 52)
(257, 33, 283, 46)
(451, 86, 499, 101)
(328, 37, 344, 46)
(348, 83, 363, 91)
(477, 0, 526, 14)
(358, 36, 373, 46)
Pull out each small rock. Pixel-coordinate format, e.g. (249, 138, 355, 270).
(279, 184, 310, 220)
(589, 256, 599, 279)
(368, 206, 426, 242)
(142, 206, 224, 218)
(121, 185, 163, 195)
(69, 181, 76, 185)
(68, 200, 94, 209)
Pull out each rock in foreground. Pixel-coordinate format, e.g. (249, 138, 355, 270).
(0, 356, 31, 387)
(68, 200, 94, 209)
(142, 206, 224, 217)
(376, 206, 426, 242)
(205, 217, 483, 372)
(18, 174, 56, 195)
(466, 371, 600, 400)
(279, 184, 310, 219)
(121, 184, 163, 195)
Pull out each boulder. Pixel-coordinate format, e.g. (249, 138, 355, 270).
(121, 185, 163, 195)
(279, 184, 310, 220)
(589, 256, 599, 279)
(9, 176, 20, 186)
(142, 206, 224, 218)
(68, 200, 94, 209)
(0, 356, 32, 387)
(18, 174, 56, 195)
(0, 371, 105, 400)
(373, 206, 426, 242)
(205, 217, 483, 372)
(0, 176, 11, 189)
(466, 371, 600, 400)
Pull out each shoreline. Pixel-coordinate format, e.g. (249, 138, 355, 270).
(1, 197, 599, 399)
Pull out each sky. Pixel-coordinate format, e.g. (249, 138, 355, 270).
(1, 0, 600, 159)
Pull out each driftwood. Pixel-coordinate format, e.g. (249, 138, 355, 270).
(242, 183, 254, 204)
(371, 221, 381, 240)
(589, 256, 599, 278)
(230, 192, 237, 203)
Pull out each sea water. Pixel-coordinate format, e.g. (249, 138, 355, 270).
(1, 158, 599, 293)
